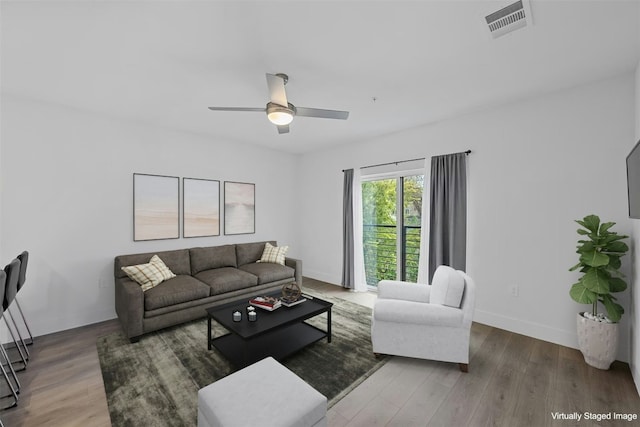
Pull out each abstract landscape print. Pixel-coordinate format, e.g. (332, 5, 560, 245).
(133, 173, 179, 241)
(183, 178, 220, 238)
(224, 181, 255, 235)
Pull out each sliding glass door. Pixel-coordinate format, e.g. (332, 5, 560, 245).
(362, 173, 424, 287)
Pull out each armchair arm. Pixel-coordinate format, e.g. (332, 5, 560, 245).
(377, 280, 430, 303)
(285, 257, 302, 287)
(373, 299, 464, 327)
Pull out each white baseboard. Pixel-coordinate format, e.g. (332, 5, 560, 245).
(303, 269, 341, 286)
(473, 308, 579, 351)
(30, 308, 116, 339)
(632, 361, 640, 396)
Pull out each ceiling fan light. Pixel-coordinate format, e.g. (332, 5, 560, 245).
(268, 110, 294, 126)
(266, 102, 295, 125)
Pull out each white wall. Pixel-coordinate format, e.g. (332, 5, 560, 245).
(0, 95, 300, 336)
(631, 60, 640, 394)
(299, 74, 636, 362)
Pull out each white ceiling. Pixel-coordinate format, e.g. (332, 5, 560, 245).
(2, 1, 639, 154)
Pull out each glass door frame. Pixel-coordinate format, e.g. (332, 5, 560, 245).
(361, 167, 424, 290)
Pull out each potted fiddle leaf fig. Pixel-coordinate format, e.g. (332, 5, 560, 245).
(569, 214, 629, 369)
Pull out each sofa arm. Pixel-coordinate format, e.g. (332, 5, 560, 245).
(114, 277, 145, 341)
(378, 280, 430, 303)
(285, 257, 303, 287)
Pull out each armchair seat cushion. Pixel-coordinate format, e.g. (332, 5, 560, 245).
(373, 299, 463, 327)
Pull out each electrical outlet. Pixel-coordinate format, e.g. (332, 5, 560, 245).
(509, 284, 519, 297)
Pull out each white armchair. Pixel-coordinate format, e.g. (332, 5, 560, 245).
(371, 265, 476, 372)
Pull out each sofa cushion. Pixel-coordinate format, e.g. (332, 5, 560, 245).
(121, 255, 176, 291)
(236, 241, 276, 266)
(190, 245, 237, 275)
(195, 267, 258, 295)
(258, 242, 288, 265)
(430, 265, 465, 308)
(115, 249, 191, 279)
(144, 275, 211, 311)
(238, 262, 294, 285)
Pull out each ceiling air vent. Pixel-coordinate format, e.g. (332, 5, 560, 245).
(485, 0, 532, 39)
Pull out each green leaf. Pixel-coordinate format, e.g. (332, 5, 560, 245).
(578, 215, 600, 233)
(570, 282, 596, 304)
(608, 277, 627, 293)
(577, 229, 589, 235)
(607, 255, 621, 270)
(606, 241, 629, 253)
(601, 234, 626, 245)
(601, 294, 624, 322)
(576, 241, 594, 253)
(579, 250, 609, 267)
(582, 268, 610, 294)
(569, 262, 582, 272)
(599, 222, 616, 234)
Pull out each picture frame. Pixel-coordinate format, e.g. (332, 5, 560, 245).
(183, 178, 220, 238)
(133, 173, 180, 241)
(224, 181, 255, 235)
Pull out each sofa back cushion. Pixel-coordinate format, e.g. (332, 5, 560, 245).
(190, 245, 237, 275)
(114, 249, 191, 279)
(430, 265, 465, 308)
(236, 241, 276, 266)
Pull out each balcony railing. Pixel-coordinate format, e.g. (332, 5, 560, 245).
(363, 224, 421, 286)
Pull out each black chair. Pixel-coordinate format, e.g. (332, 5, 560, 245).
(2, 259, 29, 369)
(0, 270, 19, 409)
(14, 251, 33, 346)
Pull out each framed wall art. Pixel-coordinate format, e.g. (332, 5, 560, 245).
(133, 173, 180, 241)
(224, 181, 255, 235)
(183, 178, 220, 238)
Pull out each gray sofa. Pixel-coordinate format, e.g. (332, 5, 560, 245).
(114, 241, 301, 342)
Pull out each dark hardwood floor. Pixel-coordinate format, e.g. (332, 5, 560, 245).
(1, 278, 638, 426)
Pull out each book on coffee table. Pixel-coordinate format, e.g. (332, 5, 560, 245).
(281, 296, 307, 307)
(249, 296, 281, 311)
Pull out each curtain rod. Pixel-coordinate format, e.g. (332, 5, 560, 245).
(342, 150, 471, 172)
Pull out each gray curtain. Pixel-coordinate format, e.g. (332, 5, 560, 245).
(428, 152, 467, 282)
(341, 169, 355, 289)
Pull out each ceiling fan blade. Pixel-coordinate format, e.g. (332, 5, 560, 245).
(277, 125, 290, 134)
(266, 73, 288, 107)
(208, 107, 266, 112)
(295, 107, 349, 120)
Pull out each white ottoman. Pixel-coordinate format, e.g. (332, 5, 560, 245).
(198, 357, 327, 427)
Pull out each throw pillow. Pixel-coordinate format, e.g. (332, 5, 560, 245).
(121, 254, 176, 291)
(429, 265, 465, 308)
(258, 242, 288, 265)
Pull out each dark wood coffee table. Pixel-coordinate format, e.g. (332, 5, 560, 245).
(206, 291, 332, 367)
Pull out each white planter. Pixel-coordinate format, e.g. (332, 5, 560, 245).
(576, 312, 619, 370)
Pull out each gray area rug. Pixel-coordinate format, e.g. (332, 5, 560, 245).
(97, 292, 387, 427)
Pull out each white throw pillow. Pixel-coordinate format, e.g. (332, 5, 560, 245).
(258, 242, 288, 265)
(429, 265, 465, 308)
(121, 255, 176, 291)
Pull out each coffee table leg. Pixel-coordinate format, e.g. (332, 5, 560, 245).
(327, 307, 332, 343)
(208, 315, 212, 350)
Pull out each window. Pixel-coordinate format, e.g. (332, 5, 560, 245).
(361, 171, 424, 287)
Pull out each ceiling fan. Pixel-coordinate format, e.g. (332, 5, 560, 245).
(208, 73, 349, 134)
